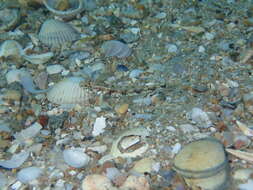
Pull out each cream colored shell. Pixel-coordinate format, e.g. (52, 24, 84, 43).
(38, 19, 79, 47)
(47, 77, 90, 105)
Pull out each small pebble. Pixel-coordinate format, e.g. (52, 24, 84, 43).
(17, 167, 42, 184)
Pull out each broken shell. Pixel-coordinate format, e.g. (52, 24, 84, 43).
(43, 0, 84, 17)
(47, 77, 91, 105)
(23, 52, 54, 64)
(0, 40, 23, 58)
(0, 8, 20, 31)
(236, 120, 253, 137)
(38, 19, 80, 47)
(101, 40, 132, 58)
(6, 69, 49, 94)
(173, 138, 229, 190)
(226, 148, 253, 163)
(99, 128, 150, 164)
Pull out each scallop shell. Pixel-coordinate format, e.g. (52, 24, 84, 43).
(0, 8, 20, 31)
(38, 19, 80, 47)
(43, 0, 84, 17)
(0, 40, 23, 58)
(101, 40, 132, 58)
(47, 77, 91, 105)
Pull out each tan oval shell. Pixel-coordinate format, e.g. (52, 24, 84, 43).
(173, 138, 226, 178)
(38, 19, 80, 47)
(47, 77, 91, 105)
(0, 40, 23, 58)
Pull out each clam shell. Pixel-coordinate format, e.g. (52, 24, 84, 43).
(101, 40, 132, 58)
(0, 8, 20, 31)
(38, 19, 80, 47)
(47, 77, 91, 105)
(0, 40, 23, 58)
(23, 52, 54, 64)
(43, 0, 84, 17)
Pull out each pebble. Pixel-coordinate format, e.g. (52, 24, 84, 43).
(121, 175, 150, 190)
(63, 148, 90, 168)
(46, 65, 65, 75)
(129, 69, 144, 78)
(234, 168, 253, 180)
(171, 143, 181, 155)
(0, 151, 30, 169)
(187, 107, 212, 128)
(166, 44, 178, 53)
(92, 116, 107, 136)
(132, 157, 155, 173)
(81, 174, 117, 190)
(11, 181, 22, 190)
(238, 180, 253, 190)
(115, 103, 129, 115)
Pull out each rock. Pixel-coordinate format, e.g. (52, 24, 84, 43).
(63, 148, 90, 168)
(81, 174, 117, 190)
(120, 175, 150, 190)
(187, 107, 212, 128)
(132, 158, 155, 174)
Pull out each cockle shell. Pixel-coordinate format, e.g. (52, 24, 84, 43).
(101, 40, 132, 58)
(0, 40, 23, 58)
(47, 77, 91, 105)
(43, 0, 84, 17)
(38, 19, 80, 47)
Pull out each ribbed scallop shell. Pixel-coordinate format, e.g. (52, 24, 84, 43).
(47, 77, 90, 105)
(38, 19, 80, 47)
(101, 40, 132, 58)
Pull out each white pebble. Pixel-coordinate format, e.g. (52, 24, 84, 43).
(63, 148, 90, 168)
(166, 44, 178, 53)
(46, 65, 65, 75)
(198, 45, 205, 53)
(17, 167, 42, 183)
(172, 143, 181, 155)
(11, 181, 22, 190)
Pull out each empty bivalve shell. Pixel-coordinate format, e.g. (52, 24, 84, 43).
(173, 138, 230, 190)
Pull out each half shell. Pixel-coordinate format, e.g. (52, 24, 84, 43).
(0, 8, 20, 31)
(38, 19, 80, 47)
(0, 40, 23, 58)
(43, 0, 84, 17)
(47, 77, 91, 105)
(101, 40, 132, 58)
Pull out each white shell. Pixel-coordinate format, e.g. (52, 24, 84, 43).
(99, 128, 149, 164)
(47, 77, 90, 105)
(101, 40, 132, 58)
(0, 40, 23, 58)
(38, 19, 80, 47)
(17, 167, 42, 184)
(23, 52, 54, 64)
(0, 151, 29, 169)
(63, 148, 90, 168)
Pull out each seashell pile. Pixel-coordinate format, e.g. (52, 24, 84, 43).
(47, 77, 91, 105)
(0, 40, 23, 58)
(38, 19, 80, 47)
(101, 40, 132, 58)
(43, 0, 84, 17)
